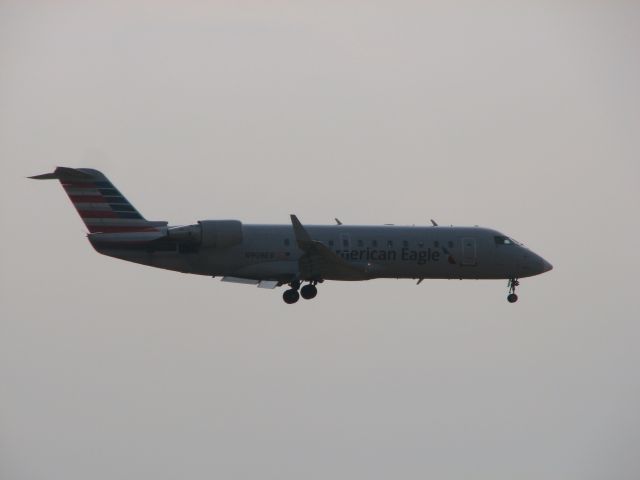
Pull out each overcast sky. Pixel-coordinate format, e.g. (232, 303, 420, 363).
(1, 1, 639, 479)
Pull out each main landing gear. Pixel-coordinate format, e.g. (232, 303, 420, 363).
(507, 278, 520, 303)
(282, 280, 319, 304)
(300, 283, 317, 300)
(283, 288, 300, 304)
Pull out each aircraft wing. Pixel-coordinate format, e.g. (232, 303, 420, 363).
(290, 215, 371, 280)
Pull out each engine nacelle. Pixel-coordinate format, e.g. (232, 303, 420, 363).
(198, 220, 243, 248)
(167, 220, 243, 249)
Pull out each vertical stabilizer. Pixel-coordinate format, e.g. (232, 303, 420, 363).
(30, 167, 166, 233)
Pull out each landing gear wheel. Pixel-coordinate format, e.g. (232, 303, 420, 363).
(283, 289, 300, 304)
(300, 284, 318, 300)
(507, 278, 520, 303)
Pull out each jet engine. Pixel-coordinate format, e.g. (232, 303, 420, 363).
(167, 220, 243, 248)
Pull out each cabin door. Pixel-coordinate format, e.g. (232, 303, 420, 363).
(460, 237, 477, 266)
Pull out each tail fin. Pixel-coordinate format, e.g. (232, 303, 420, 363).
(30, 167, 167, 233)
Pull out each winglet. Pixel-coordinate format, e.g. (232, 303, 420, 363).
(290, 214, 370, 279)
(290, 214, 312, 247)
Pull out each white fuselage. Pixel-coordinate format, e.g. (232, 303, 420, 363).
(93, 224, 552, 283)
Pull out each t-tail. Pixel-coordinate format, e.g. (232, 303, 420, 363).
(30, 167, 167, 239)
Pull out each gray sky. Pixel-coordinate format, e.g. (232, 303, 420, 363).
(1, 1, 639, 479)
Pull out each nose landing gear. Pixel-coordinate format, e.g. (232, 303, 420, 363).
(507, 278, 519, 303)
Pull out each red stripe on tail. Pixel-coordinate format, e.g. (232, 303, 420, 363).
(68, 195, 108, 203)
(77, 210, 119, 218)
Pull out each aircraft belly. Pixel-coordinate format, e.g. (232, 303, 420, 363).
(359, 259, 502, 280)
(95, 249, 193, 273)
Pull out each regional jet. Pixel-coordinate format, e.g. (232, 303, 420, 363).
(31, 167, 552, 304)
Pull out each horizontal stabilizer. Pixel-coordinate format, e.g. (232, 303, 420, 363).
(29, 167, 94, 180)
(29, 172, 60, 180)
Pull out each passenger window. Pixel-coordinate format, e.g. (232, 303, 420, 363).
(434, 241, 439, 248)
(403, 240, 409, 248)
(357, 239, 364, 248)
(329, 240, 334, 247)
(387, 240, 393, 247)
(418, 241, 424, 248)
(448, 241, 454, 248)
(372, 240, 378, 247)
(343, 238, 349, 248)
(284, 238, 290, 246)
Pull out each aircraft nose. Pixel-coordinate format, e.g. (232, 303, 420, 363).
(528, 253, 553, 276)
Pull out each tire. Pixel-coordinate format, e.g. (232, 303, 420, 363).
(507, 293, 518, 303)
(300, 284, 318, 300)
(283, 289, 300, 304)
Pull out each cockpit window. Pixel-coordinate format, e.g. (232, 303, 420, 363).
(495, 236, 514, 245)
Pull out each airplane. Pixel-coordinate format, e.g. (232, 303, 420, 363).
(30, 167, 552, 304)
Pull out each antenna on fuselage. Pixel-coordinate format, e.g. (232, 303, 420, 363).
(430, 219, 438, 226)
(335, 218, 343, 225)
